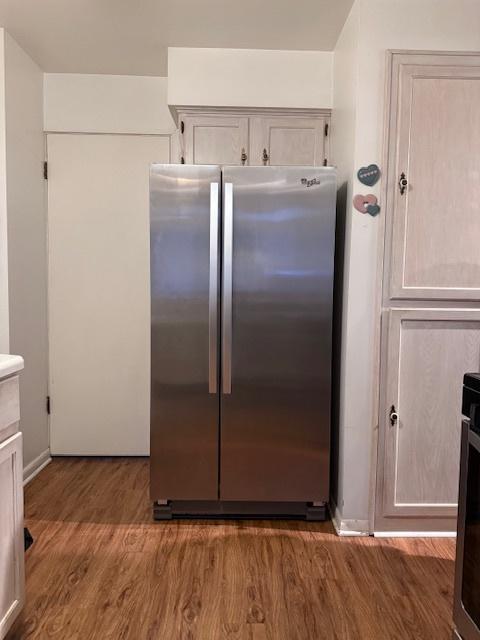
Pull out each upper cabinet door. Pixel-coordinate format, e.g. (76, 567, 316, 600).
(387, 57, 480, 301)
(250, 116, 327, 166)
(183, 116, 249, 165)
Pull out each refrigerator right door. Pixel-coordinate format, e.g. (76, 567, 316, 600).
(220, 166, 336, 502)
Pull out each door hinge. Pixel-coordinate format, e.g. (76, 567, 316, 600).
(43, 161, 48, 180)
(324, 122, 329, 137)
(180, 120, 185, 134)
(46, 395, 51, 415)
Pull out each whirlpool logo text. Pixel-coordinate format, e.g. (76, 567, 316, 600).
(301, 178, 321, 187)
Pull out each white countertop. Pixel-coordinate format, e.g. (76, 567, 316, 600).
(0, 354, 24, 379)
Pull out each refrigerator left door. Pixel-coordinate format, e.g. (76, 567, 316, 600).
(150, 165, 221, 501)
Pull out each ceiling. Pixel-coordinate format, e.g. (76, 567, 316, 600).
(0, 0, 354, 76)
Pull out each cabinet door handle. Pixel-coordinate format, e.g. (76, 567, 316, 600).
(262, 148, 269, 166)
(241, 148, 247, 166)
(398, 172, 408, 195)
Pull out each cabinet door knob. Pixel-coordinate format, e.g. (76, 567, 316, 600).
(389, 405, 399, 426)
(262, 148, 269, 166)
(241, 148, 247, 166)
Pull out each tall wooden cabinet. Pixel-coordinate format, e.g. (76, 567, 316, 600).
(173, 108, 330, 167)
(376, 52, 480, 533)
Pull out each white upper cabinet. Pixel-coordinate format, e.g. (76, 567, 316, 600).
(176, 109, 330, 167)
(387, 55, 480, 301)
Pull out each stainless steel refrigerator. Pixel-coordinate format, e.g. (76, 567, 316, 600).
(150, 165, 336, 520)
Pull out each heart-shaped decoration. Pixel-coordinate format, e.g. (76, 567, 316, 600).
(353, 193, 377, 214)
(357, 164, 381, 187)
(366, 203, 380, 216)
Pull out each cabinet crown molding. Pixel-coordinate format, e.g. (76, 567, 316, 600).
(169, 104, 331, 125)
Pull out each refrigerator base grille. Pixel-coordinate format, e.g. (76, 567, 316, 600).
(153, 500, 327, 522)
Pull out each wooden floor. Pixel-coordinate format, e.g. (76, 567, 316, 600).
(7, 458, 456, 640)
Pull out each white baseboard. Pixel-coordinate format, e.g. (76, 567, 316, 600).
(374, 531, 457, 538)
(329, 499, 370, 537)
(23, 448, 51, 485)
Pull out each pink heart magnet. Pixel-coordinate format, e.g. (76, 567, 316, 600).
(353, 194, 378, 214)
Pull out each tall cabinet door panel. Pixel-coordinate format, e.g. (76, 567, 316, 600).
(250, 117, 327, 166)
(150, 165, 221, 501)
(388, 62, 480, 301)
(220, 166, 336, 502)
(0, 433, 24, 639)
(381, 309, 480, 520)
(184, 116, 249, 165)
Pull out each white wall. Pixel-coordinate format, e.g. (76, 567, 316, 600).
(44, 74, 175, 134)
(168, 47, 333, 108)
(330, 3, 368, 531)
(4, 31, 49, 471)
(0, 30, 8, 353)
(332, 0, 480, 533)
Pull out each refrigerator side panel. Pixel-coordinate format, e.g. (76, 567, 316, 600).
(150, 164, 220, 501)
(221, 166, 336, 502)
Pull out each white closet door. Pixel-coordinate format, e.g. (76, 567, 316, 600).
(47, 134, 169, 455)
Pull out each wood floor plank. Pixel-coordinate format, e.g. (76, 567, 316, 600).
(6, 458, 456, 639)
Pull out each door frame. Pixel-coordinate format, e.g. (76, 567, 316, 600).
(372, 50, 480, 534)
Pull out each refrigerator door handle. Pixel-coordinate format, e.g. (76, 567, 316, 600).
(209, 182, 219, 393)
(222, 182, 233, 394)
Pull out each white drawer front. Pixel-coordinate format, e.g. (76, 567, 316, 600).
(0, 377, 20, 443)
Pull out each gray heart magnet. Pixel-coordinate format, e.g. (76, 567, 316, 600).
(357, 164, 381, 187)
